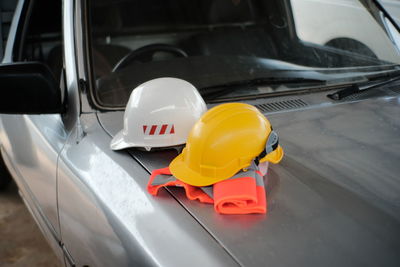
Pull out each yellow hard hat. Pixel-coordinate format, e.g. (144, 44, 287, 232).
(169, 103, 284, 186)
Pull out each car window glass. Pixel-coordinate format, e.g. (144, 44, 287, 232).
(21, 0, 62, 82)
(0, 0, 17, 61)
(88, 0, 400, 108)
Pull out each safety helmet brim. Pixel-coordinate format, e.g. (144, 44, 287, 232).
(260, 145, 284, 164)
(111, 129, 186, 151)
(169, 153, 229, 187)
(110, 130, 131, 150)
(110, 130, 152, 151)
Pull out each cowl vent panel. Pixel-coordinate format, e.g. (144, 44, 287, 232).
(255, 99, 308, 113)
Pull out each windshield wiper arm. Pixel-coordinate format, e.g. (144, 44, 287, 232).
(327, 75, 400, 100)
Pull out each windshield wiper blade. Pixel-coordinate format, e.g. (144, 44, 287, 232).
(327, 75, 400, 100)
(200, 76, 326, 99)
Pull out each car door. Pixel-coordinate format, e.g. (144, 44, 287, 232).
(0, 0, 66, 249)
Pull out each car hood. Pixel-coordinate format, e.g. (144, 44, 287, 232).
(97, 96, 400, 267)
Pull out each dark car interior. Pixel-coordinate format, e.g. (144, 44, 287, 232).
(88, 0, 386, 107)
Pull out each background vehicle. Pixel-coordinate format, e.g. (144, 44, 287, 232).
(1, 0, 400, 266)
(292, 0, 400, 62)
(381, 0, 400, 25)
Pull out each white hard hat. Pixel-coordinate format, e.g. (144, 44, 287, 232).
(110, 77, 207, 151)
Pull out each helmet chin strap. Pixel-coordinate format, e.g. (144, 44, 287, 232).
(254, 131, 279, 166)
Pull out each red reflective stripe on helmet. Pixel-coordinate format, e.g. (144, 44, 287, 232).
(159, 124, 168, 135)
(170, 125, 175, 134)
(149, 125, 157, 135)
(143, 125, 148, 134)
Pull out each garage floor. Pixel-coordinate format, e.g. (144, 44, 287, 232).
(0, 181, 60, 267)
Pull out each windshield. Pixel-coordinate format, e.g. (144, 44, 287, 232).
(88, 0, 400, 108)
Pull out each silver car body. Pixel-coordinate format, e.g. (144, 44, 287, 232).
(1, 0, 400, 266)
